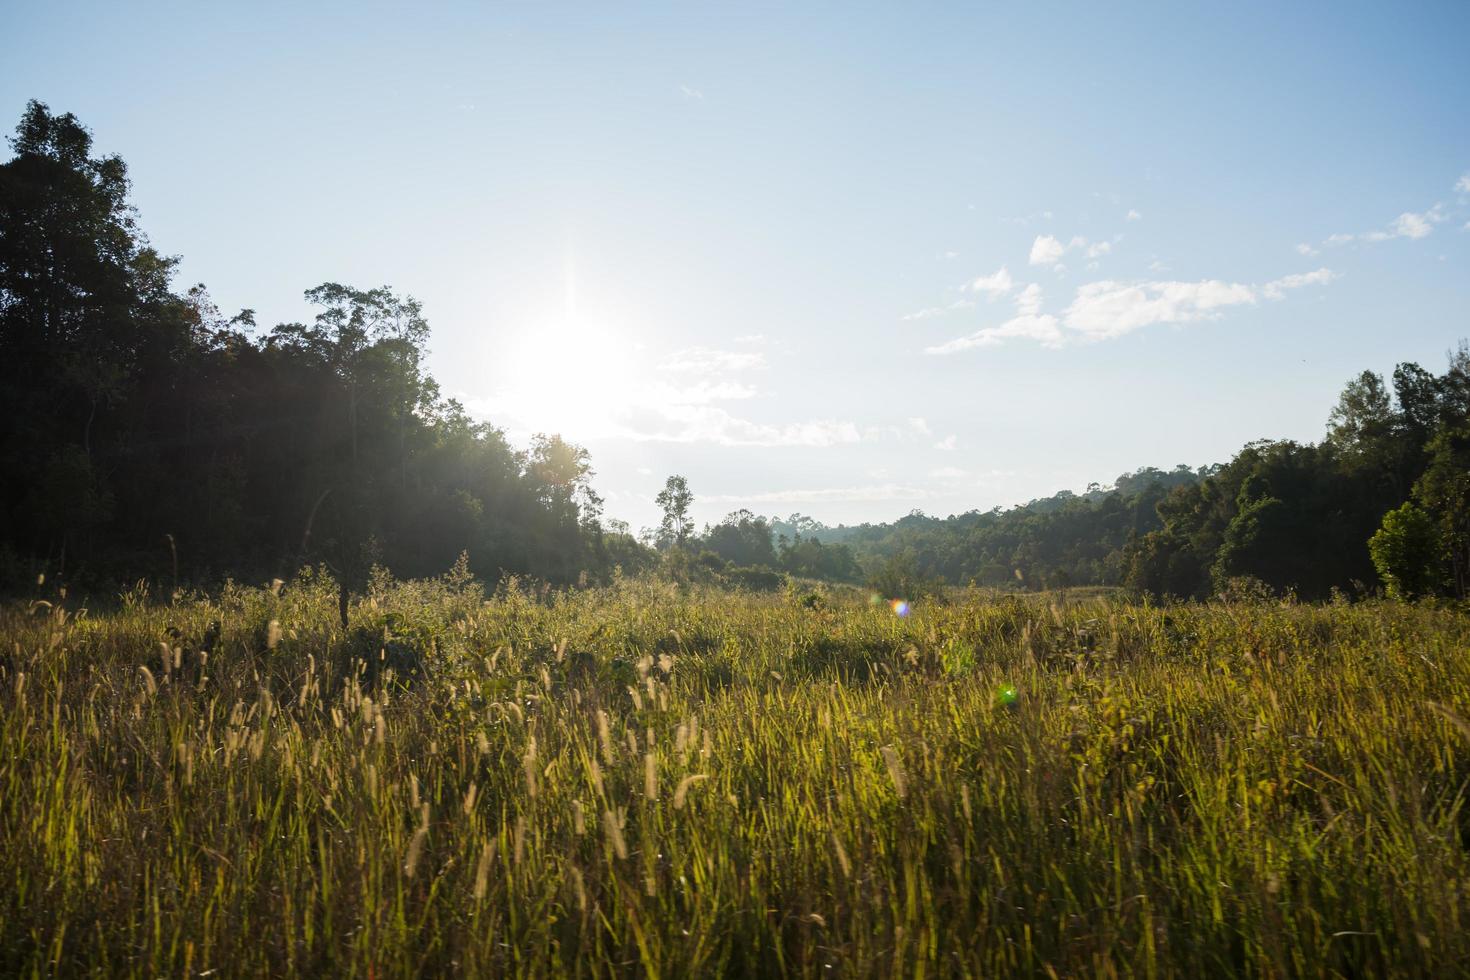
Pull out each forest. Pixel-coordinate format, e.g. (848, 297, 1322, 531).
(3, 99, 1468, 604)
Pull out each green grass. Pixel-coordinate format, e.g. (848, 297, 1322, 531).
(3, 572, 1470, 976)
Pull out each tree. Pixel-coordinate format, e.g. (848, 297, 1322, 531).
(704, 509, 778, 567)
(1393, 362, 1440, 443)
(654, 476, 694, 549)
(1413, 425, 1470, 597)
(1369, 502, 1440, 599)
(0, 102, 628, 591)
(1327, 371, 1403, 498)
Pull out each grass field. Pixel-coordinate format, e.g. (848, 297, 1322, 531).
(3, 572, 1470, 976)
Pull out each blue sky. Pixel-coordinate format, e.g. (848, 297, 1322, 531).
(4, 1, 1469, 531)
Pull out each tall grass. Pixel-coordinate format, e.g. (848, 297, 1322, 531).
(2, 572, 1469, 976)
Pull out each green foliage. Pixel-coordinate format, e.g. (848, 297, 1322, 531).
(1127, 352, 1470, 601)
(1369, 501, 1441, 598)
(702, 509, 778, 567)
(5, 581, 1470, 975)
(654, 475, 694, 549)
(0, 102, 640, 591)
(866, 550, 943, 603)
(1413, 424, 1470, 596)
(774, 466, 1210, 594)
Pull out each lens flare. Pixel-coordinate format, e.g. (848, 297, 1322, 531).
(890, 599, 910, 617)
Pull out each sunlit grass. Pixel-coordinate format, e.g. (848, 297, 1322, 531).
(2, 574, 1469, 975)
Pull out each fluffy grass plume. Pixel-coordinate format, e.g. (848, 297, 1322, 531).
(2, 572, 1469, 975)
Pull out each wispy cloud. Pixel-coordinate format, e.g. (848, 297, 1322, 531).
(965, 266, 1014, 297)
(1456, 173, 1470, 195)
(902, 299, 975, 321)
(1126, 209, 1142, 222)
(1324, 204, 1446, 246)
(679, 84, 704, 100)
(658, 347, 765, 373)
(1262, 267, 1338, 300)
(1295, 242, 1320, 257)
(1029, 234, 1115, 266)
(925, 267, 1337, 353)
(933, 434, 958, 451)
(1064, 279, 1257, 340)
(470, 337, 875, 448)
(922, 279, 1062, 352)
(1014, 283, 1044, 316)
(925, 314, 1063, 353)
(618, 405, 861, 447)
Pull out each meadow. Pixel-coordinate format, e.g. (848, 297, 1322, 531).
(3, 571, 1469, 977)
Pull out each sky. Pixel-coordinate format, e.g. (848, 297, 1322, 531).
(4, 1, 1469, 532)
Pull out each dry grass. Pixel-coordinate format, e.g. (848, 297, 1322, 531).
(2, 571, 1469, 976)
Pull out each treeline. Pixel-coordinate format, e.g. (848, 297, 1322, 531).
(5, 100, 1468, 603)
(752, 359, 1470, 600)
(0, 101, 644, 591)
(764, 466, 1211, 592)
(1127, 360, 1470, 600)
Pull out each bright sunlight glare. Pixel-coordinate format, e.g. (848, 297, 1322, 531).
(498, 315, 640, 439)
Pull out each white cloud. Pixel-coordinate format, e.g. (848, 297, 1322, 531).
(902, 299, 975, 321)
(1063, 279, 1257, 340)
(1030, 234, 1115, 265)
(907, 417, 933, 436)
(929, 466, 966, 480)
(472, 334, 880, 449)
(619, 404, 861, 447)
(1262, 267, 1338, 300)
(1014, 283, 1044, 315)
(926, 267, 1338, 353)
(925, 314, 1064, 353)
(1295, 242, 1320, 257)
(679, 85, 704, 100)
(965, 266, 1014, 297)
(1390, 207, 1442, 239)
(933, 434, 958, 451)
(658, 347, 765, 373)
(1326, 204, 1446, 246)
(1029, 234, 1074, 266)
(733, 333, 766, 345)
(1456, 173, 1470, 195)
(1126, 209, 1142, 222)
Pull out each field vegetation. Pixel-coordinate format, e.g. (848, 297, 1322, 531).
(3, 572, 1470, 976)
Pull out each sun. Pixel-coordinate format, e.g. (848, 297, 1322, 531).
(500, 314, 639, 439)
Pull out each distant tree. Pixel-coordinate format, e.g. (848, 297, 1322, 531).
(655, 476, 694, 549)
(1369, 502, 1440, 599)
(779, 535, 861, 582)
(703, 509, 777, 567)
(1327, 371, 1402, 498)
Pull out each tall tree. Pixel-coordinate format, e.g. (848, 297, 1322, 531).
(655, 476, 694, 549)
